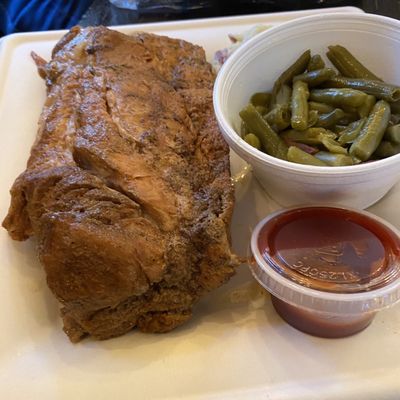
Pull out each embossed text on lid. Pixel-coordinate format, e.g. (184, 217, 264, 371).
(258, 207, 400, 294)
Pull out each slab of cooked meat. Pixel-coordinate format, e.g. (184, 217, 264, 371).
(2, 26, 237, 342)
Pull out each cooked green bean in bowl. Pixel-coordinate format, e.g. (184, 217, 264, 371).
(239, 45, 400, 167)
(213, 13, 400, 208)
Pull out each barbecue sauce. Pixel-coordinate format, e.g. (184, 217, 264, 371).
(257, 207, 400, 337)
(270, 295, 375, 338)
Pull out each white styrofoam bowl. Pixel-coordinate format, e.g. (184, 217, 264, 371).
(213, 12, 400, 209)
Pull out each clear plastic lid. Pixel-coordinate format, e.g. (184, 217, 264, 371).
(250, 206, 400, 314)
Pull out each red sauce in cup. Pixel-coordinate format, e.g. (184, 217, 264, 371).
(253, 206, 400, 338)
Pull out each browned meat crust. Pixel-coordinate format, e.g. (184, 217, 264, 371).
(2, 26, 237, 342)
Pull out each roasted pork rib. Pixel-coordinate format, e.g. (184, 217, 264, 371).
(2, 26, 237, 342)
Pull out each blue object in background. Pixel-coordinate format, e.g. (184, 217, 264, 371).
(0, 0, 93, 35)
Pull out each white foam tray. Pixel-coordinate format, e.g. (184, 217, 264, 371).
(2, 6, 400, 400)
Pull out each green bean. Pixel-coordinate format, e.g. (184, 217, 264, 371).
(272, 50, 311, 103)
(241, 44, 400, 165)
(256, 105, 268, 115)
(374, 141, 400, 158)
(244, 133, 261, 149)
(275, 84, 292, 106)
(326, 51, 350, 79)
(324, 76, 400, 102)
(340, 105, 360, 114)
(239, 103, 288, 160)
(308, 110, 319, 127)
(291, 80, 310, 131)
(265, 104, 291, 131)
(358, 95, 376, 118)
(240, 121, 249, 138)
(349, 100, 391, 161)
(284, 140, 319, 155)
(309, 101, 335, 114)
(338, 118, 366, 145)
(293, 68, 336, 87)
(281, 127, 336, 145)
(326, 45, 382, 81)
(332, 124, 348, 134)
(315, 108, 346, 128)
(250, 92, 271, 107)
(339, 111, 360, 125)
(321, 136, 347, 154)
(310, 88, 367, 108)
(307, 54, 325, 71)
(384, 124, 400, 144)
(314, 151, 354, 166)
(287, 146, 328, 166)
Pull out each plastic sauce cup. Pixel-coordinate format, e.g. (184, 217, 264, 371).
(250, 206, 400, 338)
